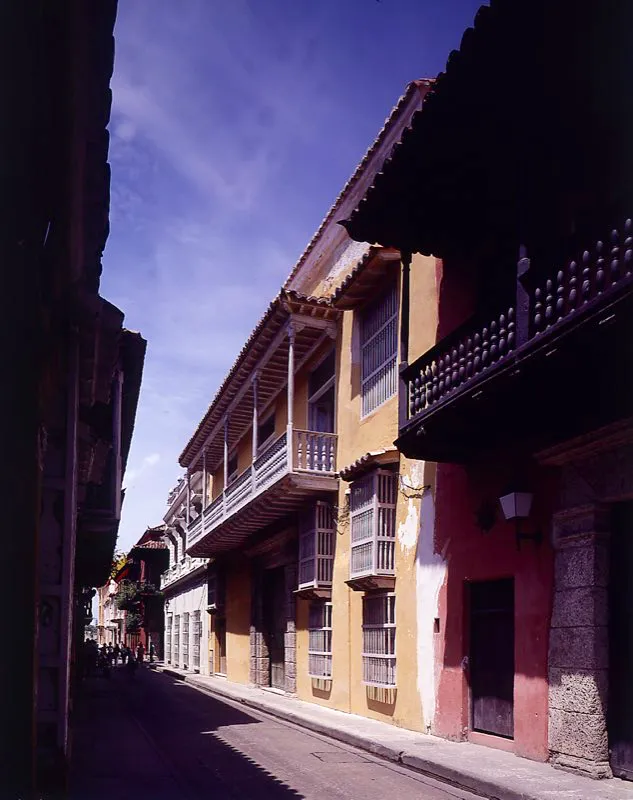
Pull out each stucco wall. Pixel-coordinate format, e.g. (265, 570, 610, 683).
(433, 456, 556, 760)
(225, 559, 251, 684)
(164, 578, 209, 675)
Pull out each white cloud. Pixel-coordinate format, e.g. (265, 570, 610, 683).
(124, 452, 161, 488)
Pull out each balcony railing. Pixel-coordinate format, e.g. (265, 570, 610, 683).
(188, 429, 337, 550)
(160, 555, 208, 589)
(404, 218, 633, 426)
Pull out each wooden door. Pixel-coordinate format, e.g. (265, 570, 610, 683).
(263, 567, 286, 690)
(216, 616, 227, 675)
(609, 502, 633, 780)
(470, 578, 515, 738)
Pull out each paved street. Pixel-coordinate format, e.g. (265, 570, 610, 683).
(69, 665, 484, 800)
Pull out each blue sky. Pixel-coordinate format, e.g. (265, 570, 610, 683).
(102, 0, 485, 553)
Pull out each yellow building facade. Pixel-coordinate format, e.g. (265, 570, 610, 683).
(178, 80, 442, 735)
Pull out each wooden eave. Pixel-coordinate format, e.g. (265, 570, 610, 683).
(179, 293, 340, 472)
(332, 248, 401, 310)
(346, 575, 396, 593)
(338, 448, 400, 482)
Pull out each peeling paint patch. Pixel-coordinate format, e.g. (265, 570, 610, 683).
(416, 487, 447, 734)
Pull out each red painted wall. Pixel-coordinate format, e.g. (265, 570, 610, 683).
(430, 254, 557, 761)
(433, 455, 557, 761)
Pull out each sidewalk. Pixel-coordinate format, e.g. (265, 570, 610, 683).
(158, 664, 633, 800)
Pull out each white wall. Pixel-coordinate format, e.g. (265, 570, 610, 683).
(164, 578, 209, 674)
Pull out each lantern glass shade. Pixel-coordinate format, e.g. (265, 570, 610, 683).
(499, 491, 533, 521)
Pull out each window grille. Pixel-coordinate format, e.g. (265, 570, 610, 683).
(192, 610, 201, 670)
(166, 615, 173, 664)
(360, 281, 398, 416)
(350, 470, 397, 579)
(298, 502, 335, 589)
(362, 593, 396, 687)
(182, 612, 190, 668)
(308, 602, 333, 678)
(174, 615, 180, 667)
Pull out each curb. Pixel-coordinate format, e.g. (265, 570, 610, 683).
(156, 667, 534, 800)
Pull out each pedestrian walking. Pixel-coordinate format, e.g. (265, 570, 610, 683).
(149, 643, 155, 663)
(126, 654, 138, 679)
(136, 642, 145, 666)
(113, 643, 120, 665)
(121, 646, 128, 665)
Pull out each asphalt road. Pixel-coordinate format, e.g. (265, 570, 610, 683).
(69, 665, 485, 800)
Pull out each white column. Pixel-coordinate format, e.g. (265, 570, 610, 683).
(251, 374, 259, 463)
(202, 449, 207, 509)
(287, 324, 295, 470)
(186, 470, 191, 526)
(223, 416, 229, 488)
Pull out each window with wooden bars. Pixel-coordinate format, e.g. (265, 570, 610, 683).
(166, 614, 173, 664)
(349, 470, 397, 580)
(182, 612, 190, 667)
(362, 593, 396, 687)
(192, 610, 201, 670)
(308, 601, 333, 678)
(360, 281, 398, 417)
(298, 501, 335, 590)
(174, 615, 180, 666)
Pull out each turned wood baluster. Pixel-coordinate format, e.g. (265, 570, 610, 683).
(473, 333, 482, 373)
(544, 279, 554, 327)
(305, 433, 311, 471)
(533, 287, 544, 332)
(595, 240, 606, 293)
(489, 320, 498, 362)
(424, 365, 433, 408)
(610, 228, 620, 284)
(451, 347, 459, 388)
(412, 375, 420, 414)
(507, 308, 516, 350)
(439, 353, 447, 396)
(624, 219, 632, 277)
(498, 313, 507, 356)
(458, 342, 467, 383)
(581, 250, 592, 302)
(481, 327, 490, 368)
(329, 438, 335, 472)
(297, 432, 303, 470)
(431, 361, 439, 402)
(321, 436, 327, 472)
(567, 260, 578, 311)
(465, 337, 474, 378)
(555, 269, 565, 321)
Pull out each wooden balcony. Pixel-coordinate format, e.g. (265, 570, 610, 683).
(160, 556, 208, 590)
(187, 429, 338, 557)
(399, 219, 633, 462)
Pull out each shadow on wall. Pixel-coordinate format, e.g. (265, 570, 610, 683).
(312, 677, 332, 700)
(366, 685, 397, 715)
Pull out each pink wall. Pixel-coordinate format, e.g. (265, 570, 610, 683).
(433, 456, 557, 761)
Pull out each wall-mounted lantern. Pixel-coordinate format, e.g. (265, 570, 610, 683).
(499, 491, 542, 549)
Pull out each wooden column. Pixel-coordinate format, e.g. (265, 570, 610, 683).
(252, 374, 259, 462)
(201, 450, 207, 509)
(286, 325, 296, 470)
(223, 417, 229, 488)
(186, 470, 191, 526)
(398, 251, 412, 431)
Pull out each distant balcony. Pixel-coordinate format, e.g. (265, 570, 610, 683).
(399, 218, 633, 461)
(187, 429, 337, 557)
(160, 555, 208, 590)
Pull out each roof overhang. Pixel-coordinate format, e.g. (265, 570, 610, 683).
(332, 248, 401, 310)
(338, 448, 400, 482)
(179, 291, 340, 471)
(341, 0, 631, 259)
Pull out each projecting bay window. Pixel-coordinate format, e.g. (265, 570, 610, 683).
(166, 614, 173, 664)
(174, 615, 180, 667)
(297, 501, 335, 597)
(360, 280, 398, 417)
(192, 610, 201, 671)
(182, 612, 190, 669)
(348, 469, 397, 591)
(308, 601, 333, 679)
(362, 593, 396, 687)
